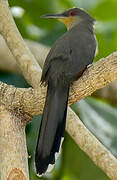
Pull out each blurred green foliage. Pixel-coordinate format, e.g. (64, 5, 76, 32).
(1, 0, 117, 179)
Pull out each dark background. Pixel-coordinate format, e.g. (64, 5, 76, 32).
(1, 0, 117, 179)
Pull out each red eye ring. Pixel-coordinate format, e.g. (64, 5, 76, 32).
(68, 10, 78, 16)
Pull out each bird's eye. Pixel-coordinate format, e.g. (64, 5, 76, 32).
(68, 10, 78, 16)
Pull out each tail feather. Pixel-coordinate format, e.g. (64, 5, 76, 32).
(35, 80, 69, 175)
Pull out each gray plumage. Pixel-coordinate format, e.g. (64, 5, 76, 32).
(35, 8, 97, 175)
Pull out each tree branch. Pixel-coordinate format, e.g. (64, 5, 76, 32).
(1, 52, 117, 116)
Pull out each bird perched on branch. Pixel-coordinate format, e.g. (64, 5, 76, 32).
(35, 7, 97, 175)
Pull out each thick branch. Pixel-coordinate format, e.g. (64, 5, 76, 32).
(1, 53, 116, 116)
(0, 105, 29, 180)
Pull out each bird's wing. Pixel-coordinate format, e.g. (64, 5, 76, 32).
(41, 33, 70, 84)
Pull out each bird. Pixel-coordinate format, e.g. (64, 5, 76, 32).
(35, 7, 97, 175)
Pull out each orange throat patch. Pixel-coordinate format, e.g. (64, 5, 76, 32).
(59, 17, 73, 29)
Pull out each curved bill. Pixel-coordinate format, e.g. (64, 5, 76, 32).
(40, 14, 66, 19)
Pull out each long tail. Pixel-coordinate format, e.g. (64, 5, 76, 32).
(35, 80, 69, 175)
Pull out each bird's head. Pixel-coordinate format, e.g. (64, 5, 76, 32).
(40, 8, 96, 29)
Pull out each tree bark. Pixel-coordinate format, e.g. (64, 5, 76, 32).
(0, 106, 29, 180)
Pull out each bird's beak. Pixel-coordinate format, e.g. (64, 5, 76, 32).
(40, 14, 66, 19)
(40, 13, 73, 30)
